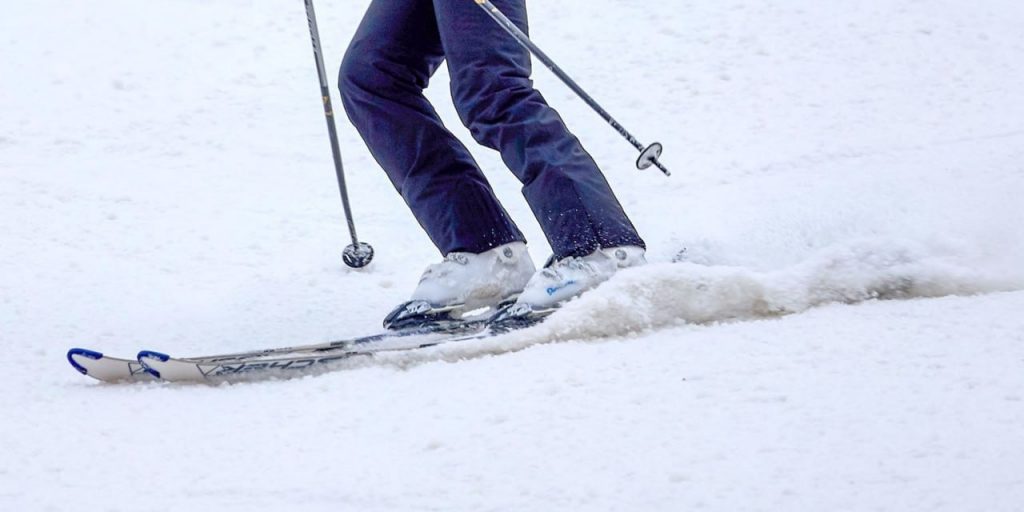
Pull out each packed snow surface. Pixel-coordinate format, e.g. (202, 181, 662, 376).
(2, 0, 1024, 510)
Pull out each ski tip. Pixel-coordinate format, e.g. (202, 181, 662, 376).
(137, 350, 171, 379)
(67, 348, 103, 375)
(137, 350, 170, 363)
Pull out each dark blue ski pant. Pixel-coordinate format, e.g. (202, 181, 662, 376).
(338, 0, 644, 259)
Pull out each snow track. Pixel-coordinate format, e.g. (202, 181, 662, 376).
(3, 0, 1024, 510)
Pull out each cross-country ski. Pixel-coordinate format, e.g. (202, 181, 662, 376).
(68, 315, 544, 383)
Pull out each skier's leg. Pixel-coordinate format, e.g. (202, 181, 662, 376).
(339, 0, 524, 255)
(432, 0, 645, 260)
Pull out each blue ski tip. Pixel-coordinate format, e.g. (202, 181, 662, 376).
(67, 348, 103, 375)
(137, 350, 170, 363)
(137, 350, 170, 379)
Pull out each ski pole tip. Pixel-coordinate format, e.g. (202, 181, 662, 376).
(654, 159, 671, 177)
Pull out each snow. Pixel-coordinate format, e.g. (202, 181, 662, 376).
(2, 0, 1024, 510)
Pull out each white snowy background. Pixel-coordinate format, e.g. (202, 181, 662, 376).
(3, 0, 1024, 510)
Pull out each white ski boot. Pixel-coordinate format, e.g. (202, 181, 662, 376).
(384, 242, 536, 329)
(491, 245, 646, 325)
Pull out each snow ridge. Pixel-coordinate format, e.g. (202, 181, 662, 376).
(376, 237, 1022, 367)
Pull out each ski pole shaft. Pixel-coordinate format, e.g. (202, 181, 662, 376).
(305, 0, 358, 245)
(303, 0, 373, 268)
(472, 0, 670, 176)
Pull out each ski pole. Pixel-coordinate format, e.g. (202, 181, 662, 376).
(303, 0, 374, 268)
(472, 0, 670, 176)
